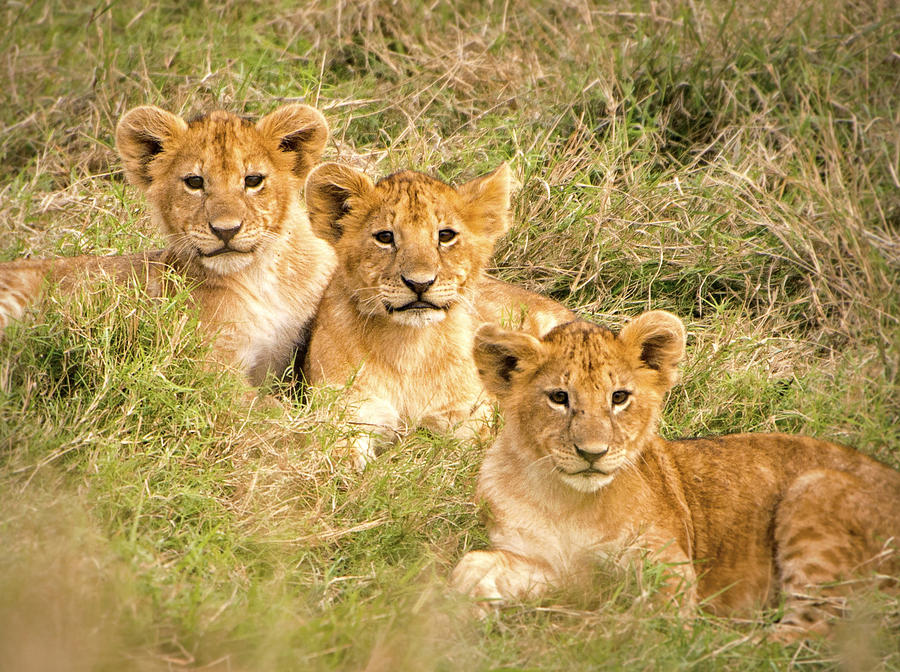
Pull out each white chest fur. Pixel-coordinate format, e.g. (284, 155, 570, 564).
(481, 451, 636, 576)
(365, 311, 482, 421)
(236, 273, 303, 376)
(212, 238, 334, 385)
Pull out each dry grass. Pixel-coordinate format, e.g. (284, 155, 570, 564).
(1, 0, 899, 669)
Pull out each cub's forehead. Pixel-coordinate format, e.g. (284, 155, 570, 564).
(370, 172, 462, 223)
(543, 320, 616, 352)
(540, 321, 628, 382)
(172, 111, 274, 167)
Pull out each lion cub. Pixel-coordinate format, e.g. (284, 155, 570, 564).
(302, 162, 572, 467)
(453, 313, 900, 640)
(0, 104, 335, 385)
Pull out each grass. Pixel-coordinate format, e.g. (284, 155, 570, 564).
(1, 0, 899, 669)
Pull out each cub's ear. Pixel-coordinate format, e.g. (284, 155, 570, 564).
(305, 163, 375, 244)
(257, 104, 329, 182)
(619, 310, 686, 388)
(116, 106, 188, 190)
(458, 163, 512, 239)
(474, 323, 543, 398)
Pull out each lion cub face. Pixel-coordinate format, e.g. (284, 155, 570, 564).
(475, 313, 686, 493)
(116, 104, 328, 275)
(305, 163, 512, 327)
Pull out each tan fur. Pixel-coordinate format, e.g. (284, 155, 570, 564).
(302, 163, 572, 467)
(0, 105, 336, 385)
(453, 313, 900, 640)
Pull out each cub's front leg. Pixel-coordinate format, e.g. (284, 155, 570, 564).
(636, 535, 699, 617)
(451, 549, 557, 615)
(346, 395, 405, 470)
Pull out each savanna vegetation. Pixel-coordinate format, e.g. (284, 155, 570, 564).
(1, 1, 898, 669)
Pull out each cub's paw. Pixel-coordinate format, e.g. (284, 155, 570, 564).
(451, 550, 508, 617)
(768, 615, 831, 644)
(345, 397, 404, 470)
(348, 433, 379, 471)
(420, 399, 494, 443)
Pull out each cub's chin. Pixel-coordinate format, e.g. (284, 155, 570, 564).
(389, 308, 447, 328)
(199, 251, 256, 275)
(558, 470, 615, 494)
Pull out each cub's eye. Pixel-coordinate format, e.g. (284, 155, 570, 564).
(373, 231, 394, 245)
(183, 175, 204, 190)
(438, 228, 457, 244)
(611, 390, 630, 405)
(244, 174, 264, 188)
(547, 389, 569, 406)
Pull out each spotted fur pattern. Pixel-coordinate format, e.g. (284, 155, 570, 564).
(0, 105, 336, 385)
(454, 313, 900, 640)
(303, 163, 573, 468)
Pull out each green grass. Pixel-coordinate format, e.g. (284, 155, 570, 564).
(2, 0, 899, 669)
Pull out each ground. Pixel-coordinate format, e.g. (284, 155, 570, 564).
(0, 1, 898, 670)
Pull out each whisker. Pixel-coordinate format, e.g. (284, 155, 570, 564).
(350, 285, 383, 296)
(529, 454, 555, 469)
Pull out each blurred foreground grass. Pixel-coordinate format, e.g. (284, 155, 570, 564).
(1, 1, 898, 669)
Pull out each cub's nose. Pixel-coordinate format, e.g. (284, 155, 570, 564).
(401, 274, 435, 296)
(209, 219, 242, 244)
(575, 443, 609, 464)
